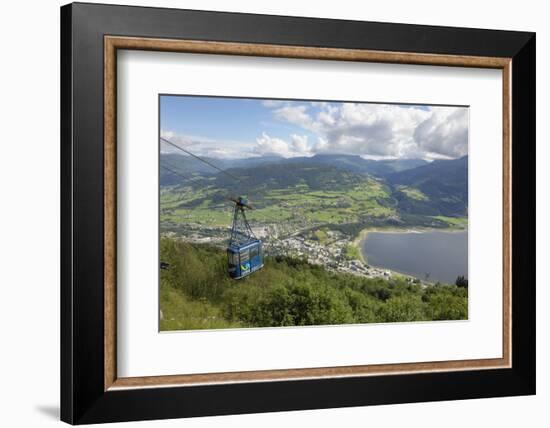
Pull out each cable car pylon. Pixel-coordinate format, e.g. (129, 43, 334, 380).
(227, 196, 264, 279)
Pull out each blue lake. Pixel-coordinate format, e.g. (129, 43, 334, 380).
(360, 230, 468, 284)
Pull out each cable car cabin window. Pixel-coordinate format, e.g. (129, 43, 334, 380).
(227, 251, 239, 266)
(239, 249, 250, 262)
(250, 246, 259, 260)
(227, 250, 239, 276)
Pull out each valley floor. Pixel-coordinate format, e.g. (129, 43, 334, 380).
(163, 219, 467, 284)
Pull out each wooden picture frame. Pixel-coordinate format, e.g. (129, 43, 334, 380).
(61, 2, 535, 424)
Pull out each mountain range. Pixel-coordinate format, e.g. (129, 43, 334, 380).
(160, 153, 468, 219)
(161, 153, 428, 183)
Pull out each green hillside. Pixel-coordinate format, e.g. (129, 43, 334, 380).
(388, 156, 468, 217)
(159, 153, 428, 186)
(160, 237, 468, 331)
(160, 163, 397, 229)
(160, 155, 468, 232)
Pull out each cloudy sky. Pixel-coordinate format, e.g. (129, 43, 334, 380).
(160, 95, 468, 160)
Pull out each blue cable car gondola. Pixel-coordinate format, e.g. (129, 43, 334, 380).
(227, 196, 264, 279)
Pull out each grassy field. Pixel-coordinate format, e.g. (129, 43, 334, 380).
(160, 179, 397, 228)
(430, 215, 469, 228)
(395, 185, 429, 201)
(161, 285, 241, 330)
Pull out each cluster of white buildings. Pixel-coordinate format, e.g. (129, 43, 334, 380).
(265, 232, 393, 280)
(166, 223, 399, 281)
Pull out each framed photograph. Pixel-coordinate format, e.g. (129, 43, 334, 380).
(61, 2, 535, 424)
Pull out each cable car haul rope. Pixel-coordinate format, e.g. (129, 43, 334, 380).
(160, 136, 264, 279)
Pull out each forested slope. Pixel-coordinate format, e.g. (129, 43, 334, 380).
(160, 237, 468, 331)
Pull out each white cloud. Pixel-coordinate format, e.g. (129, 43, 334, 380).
(254, 132, 313, 158)
(290, 134, 311, 154)
(160, 130, 194, 148)
(273, 105, 318, 131)
(413, 107, 469, 158)
(199, 147, 257, 159)
(160, 130, 258, 159)
(263, 102, 468, 160)
(261, 100, 286, 108)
